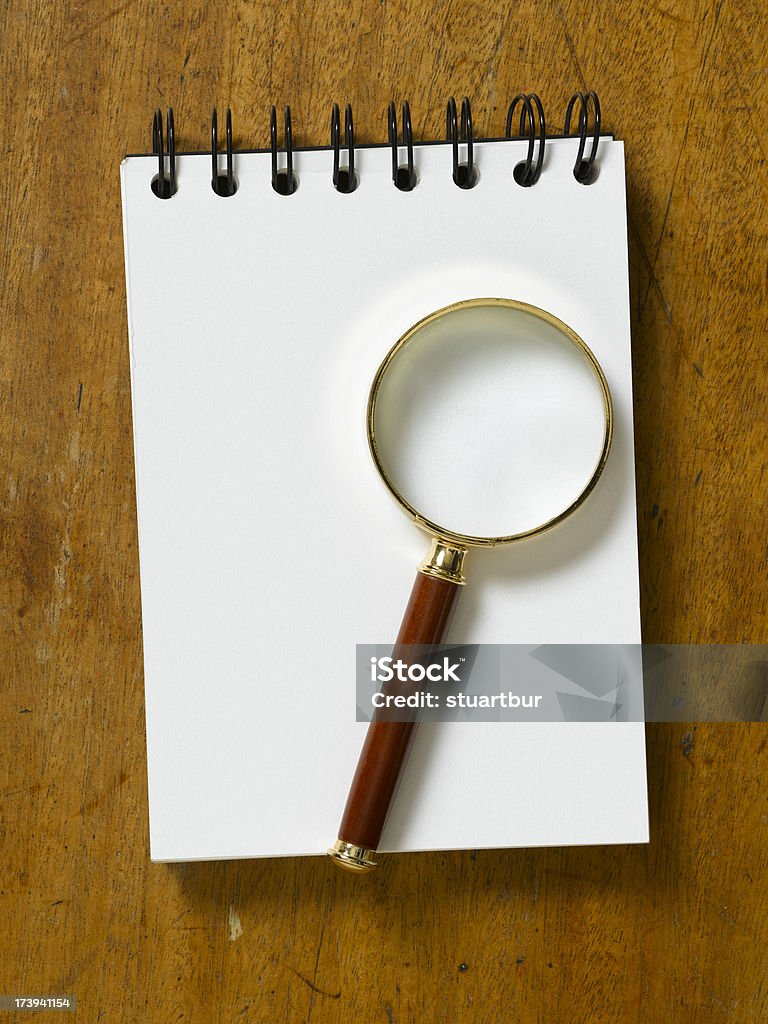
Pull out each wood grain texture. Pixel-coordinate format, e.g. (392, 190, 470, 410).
(1, 0, 766, 1021)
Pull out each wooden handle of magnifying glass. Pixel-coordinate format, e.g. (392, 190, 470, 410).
(328, 567, 462, 872)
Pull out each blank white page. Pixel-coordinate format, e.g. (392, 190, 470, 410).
(121, 135, 648, 861)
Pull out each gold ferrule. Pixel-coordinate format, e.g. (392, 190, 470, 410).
(327, 839, 378, 872)
(418, 539, 468, 585)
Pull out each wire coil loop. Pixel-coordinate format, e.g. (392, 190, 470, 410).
(446, 96, 478, 189)
(564, 91, 601, 184)
(505, 93, 545, 186)
(388, 100, 416, 191)
(271, 105, 297, 195)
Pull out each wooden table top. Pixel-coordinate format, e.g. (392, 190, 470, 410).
(2, 1, 766, 1021)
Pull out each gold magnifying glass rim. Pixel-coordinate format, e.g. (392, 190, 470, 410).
(367, 297, 614, 549)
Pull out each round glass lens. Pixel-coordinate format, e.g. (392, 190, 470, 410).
(370, 301, 610, 540)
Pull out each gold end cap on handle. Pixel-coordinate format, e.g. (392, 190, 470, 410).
(418, 539, 468, 585)
(327, 839, 378, 872)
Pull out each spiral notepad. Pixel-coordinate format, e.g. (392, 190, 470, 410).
(121, 94, 648, 862)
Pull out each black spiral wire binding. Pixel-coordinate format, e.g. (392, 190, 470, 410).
(388, 101, 416, 191)
(446, 96, 477, 189)
(151, 108, 177, 198)
(564, 91, 601, 184)
(147, 92, 604, 194)
(211, 108, 237, 196)
(331, 104, 357, 193)
(271, 106, 296, 195)
(506, 94, 545, 187)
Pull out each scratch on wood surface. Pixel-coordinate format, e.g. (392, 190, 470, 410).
(79, 770, 129, 815)
(681, 729, 696, 758)
(641, 93, 695, 313)
(303, 901, 339, 1023)
(228, 905, 243, 941)
(628, 215, 673, 323)
(644, 0, 725, 306)
(296, 2, 320, 130)
(51, 948, 98, 994)
(628, 215, 740, 475)
(648, 4, 692, 26)
(64, 0, 138, 45)
(420, 15, 449, 137)
(68, 430, 80, 464)
(484, 7, 513, 101)
(1, 781, 49, 799)
(552, 2, 588, 94)
(722, 38, 768, 179)
(287, 966, 340, 999)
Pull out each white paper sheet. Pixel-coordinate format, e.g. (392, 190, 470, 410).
(121, 135, 648, 861)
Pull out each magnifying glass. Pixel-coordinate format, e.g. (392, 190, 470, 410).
(328, 297, 613, 871)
